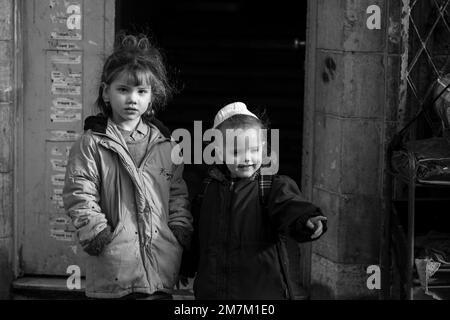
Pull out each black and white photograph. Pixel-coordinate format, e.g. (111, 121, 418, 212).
(1, 0, 450, 315)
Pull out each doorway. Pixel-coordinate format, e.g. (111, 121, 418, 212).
(116, 0, 307, 185)
(116, 0, 309, 294)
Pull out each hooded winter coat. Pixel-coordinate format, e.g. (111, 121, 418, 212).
(63, 115, 192, 298)
(189, 166, 325, 300)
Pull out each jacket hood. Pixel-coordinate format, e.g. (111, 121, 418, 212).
(84, 113, 172, 139)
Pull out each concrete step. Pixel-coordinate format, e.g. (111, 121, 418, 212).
(11, 276, 308, 300)
(11, 276, 194, 300)
(11, 277, 86, 300)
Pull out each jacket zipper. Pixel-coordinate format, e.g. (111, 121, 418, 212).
(101, 141, 144, 196)
(93, 131, 169, 187)
(136, 136, 166, 174)
(93, 130, 169, 288)
(94, 131, 169, 168)
(94, 132, 136, 166)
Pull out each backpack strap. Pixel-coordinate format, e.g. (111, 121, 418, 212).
(258, 174, 296, 300)
(258, 173, 273, 207)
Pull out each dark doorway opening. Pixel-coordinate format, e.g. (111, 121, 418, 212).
(116, 0, 307, 185)
(116, 0, 309, 295)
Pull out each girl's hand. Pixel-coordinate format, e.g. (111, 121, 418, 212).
(306, 216, 328, 239)
(83, 226, 112, 256)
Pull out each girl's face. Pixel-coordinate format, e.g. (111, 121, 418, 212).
(222, 127, 264, 179)
(103, 71, 152, 128)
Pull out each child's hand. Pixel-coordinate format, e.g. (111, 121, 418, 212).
(170, 225, 193, 249)
(82, 226, 112, 256)
(306, 216, 327, 239)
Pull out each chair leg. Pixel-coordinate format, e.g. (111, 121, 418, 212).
(391, 206, 408, 299)
(381, 206, 392, 299)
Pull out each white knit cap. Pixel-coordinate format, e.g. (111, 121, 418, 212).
(213, 102, 259, 128)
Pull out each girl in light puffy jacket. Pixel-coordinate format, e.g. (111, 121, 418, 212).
(63, 34, 193, 299)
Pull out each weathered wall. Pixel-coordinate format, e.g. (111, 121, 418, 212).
(0, 0, 15, 300)
(303, 0, 403, 299)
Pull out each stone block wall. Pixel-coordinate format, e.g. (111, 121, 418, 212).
(304, 0, 404, 299)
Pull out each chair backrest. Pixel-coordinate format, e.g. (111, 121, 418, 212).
(434, 75, 450, 133)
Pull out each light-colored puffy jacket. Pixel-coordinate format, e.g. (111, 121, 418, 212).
(63, 115, 192, 298)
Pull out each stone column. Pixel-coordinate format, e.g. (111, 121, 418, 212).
(303, 0, 402, 299)
(0, 0, 15, 299)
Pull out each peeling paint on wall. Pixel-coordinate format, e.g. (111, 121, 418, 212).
(45, 3, 84, 250)
(50, 195, 64, 210)
(48, 41, 80, 50)
(52, 97, 82, 110)
(50, 112, 81, 122)
(51, 174, 65, 186)
(51, 84, 81, 96)
(51, 71, 82, 83)
(50, 31, 82, 41)
(51, 145, 72, 157)
(50, 52, 82, 65)
(50, 158, 67, 172)
(21, 0, 114, 275)
(49, 1, 82, 41)
(50, 229, 76, 242)
(49, 215, 70, 227)
(48, 130, 80, 141)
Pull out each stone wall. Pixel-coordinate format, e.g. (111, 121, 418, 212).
(0, 0, 15, 300)
(303, 0, 403, 299)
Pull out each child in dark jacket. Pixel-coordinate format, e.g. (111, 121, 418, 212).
(185, 102, 327, 300)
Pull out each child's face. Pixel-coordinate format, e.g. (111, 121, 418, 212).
(103, 71, 152, 127)
(222, 127, 264, 179)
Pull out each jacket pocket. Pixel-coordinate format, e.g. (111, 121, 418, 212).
(109, 220, 125, 243)
(90, 221, 145, 292)
(153, 225, 183, 288)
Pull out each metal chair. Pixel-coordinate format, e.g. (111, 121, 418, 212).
(384, 75, 450, 300)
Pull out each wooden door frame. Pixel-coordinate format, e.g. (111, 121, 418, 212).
(13, 0, 24, 279)
(13, 0, 116, 277)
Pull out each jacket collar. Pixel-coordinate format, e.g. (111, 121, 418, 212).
(118, 118, 148, 139)
(84, 113, 172, 141)
(84, 113, 171, 146)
